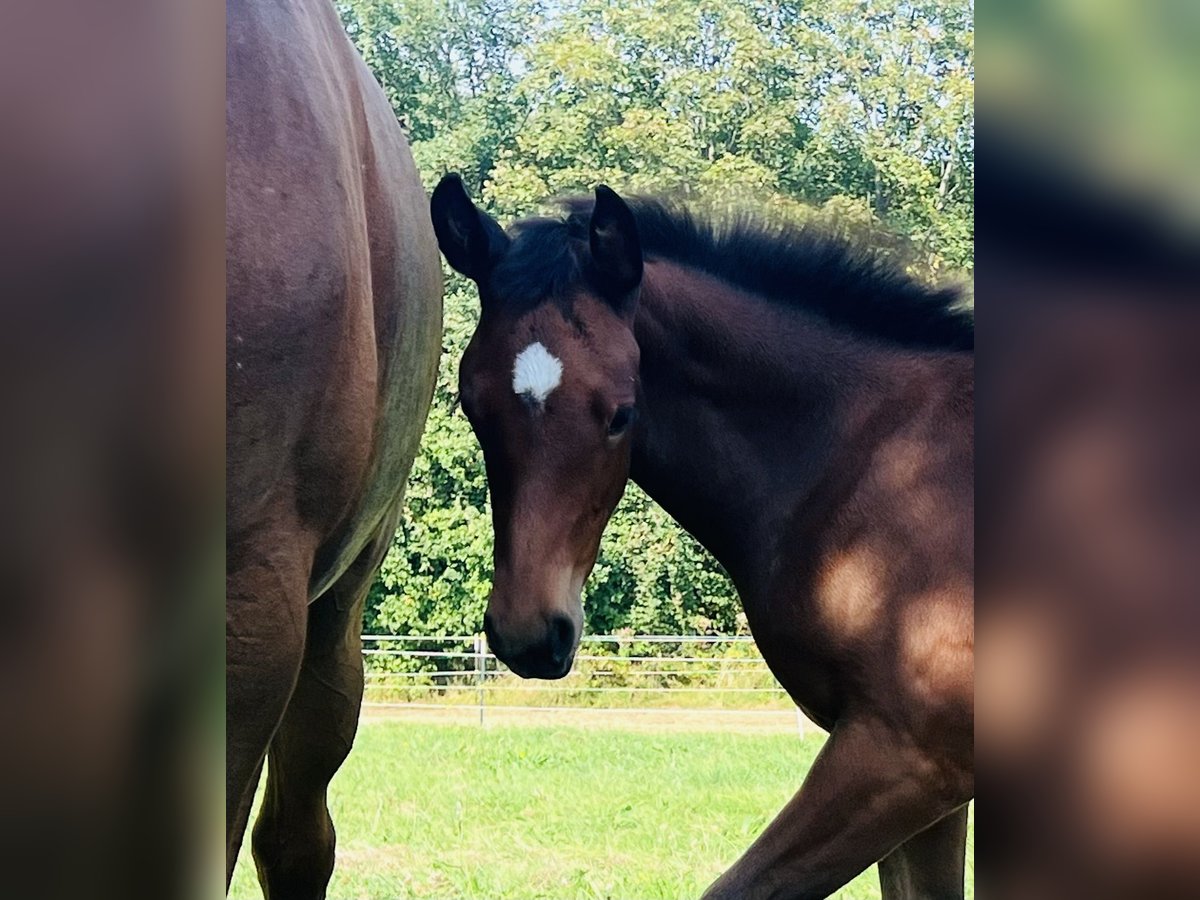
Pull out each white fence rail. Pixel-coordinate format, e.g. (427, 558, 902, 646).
(360, 634, 809, 734)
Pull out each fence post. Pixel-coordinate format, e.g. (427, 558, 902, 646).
(475, 632, 487, 726)
(796, 706, 806, 738)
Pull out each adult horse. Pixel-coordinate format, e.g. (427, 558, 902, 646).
(431, 176, 972, 899)
(226, 1, 442, 896)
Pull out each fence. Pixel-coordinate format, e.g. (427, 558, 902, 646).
(361, 634, 811, 734)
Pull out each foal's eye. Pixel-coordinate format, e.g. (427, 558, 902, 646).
(607, 405, 637, 437)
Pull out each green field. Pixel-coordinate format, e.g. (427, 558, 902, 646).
(231, 720, 973, 899)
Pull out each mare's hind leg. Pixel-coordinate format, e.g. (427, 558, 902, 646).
(700, 717, 970, 900)
(226, 520, 315, 887)
(250, 531, 388, 900)
(878, 805, 969, 900)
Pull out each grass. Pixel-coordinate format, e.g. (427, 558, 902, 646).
(230, 720, 973, 899)
(363, 671, 791, 711)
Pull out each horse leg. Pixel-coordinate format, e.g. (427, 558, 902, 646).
(250, 532, 387, 900)
(700, 717, 968, 900)
(226, 523, 314, 888)
(877, 805, 969, 900)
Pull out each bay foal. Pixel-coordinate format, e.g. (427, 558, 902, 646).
(432, 176, 972, 899)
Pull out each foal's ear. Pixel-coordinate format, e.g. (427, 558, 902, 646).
(589, 185, 642, 308)
(430, 173, 509, 282)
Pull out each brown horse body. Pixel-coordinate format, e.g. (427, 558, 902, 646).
(634, 261, 974, 899)
(226, 1, 442, 895)
(433, 178, 972, 898)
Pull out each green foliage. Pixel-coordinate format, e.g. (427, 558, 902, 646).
(340, 0, 975, 638)
(369, 283, 496, 638)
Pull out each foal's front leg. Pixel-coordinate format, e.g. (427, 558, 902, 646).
(877, 805, 969, 900)
(701, 718, 966, 900)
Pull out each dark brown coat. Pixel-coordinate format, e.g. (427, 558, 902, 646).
(226, 1, 441, 894)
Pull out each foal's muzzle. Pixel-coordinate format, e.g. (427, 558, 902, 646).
(483, 611, 578, 680)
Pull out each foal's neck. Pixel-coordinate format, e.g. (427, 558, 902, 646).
(629, 260, 958, 595)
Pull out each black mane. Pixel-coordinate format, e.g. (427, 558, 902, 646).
(489, 196, 973, 352)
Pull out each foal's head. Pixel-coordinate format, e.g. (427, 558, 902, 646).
(431, 175, 643, 678)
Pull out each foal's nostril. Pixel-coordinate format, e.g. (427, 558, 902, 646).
(547, 614, 576, 665)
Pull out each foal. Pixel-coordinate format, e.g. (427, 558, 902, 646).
(431, 175, 973, 899)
